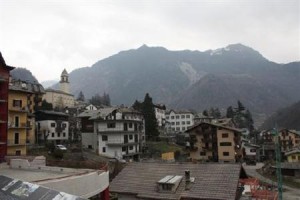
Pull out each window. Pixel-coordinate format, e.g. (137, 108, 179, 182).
(171, 116, 175, 119)
(129, 146, 133, 150)
(182, 127, 186, 131)
(223, 152, 229, 156)
(57, 132, 61, 137)
(187, 121, 190, 125)
(51, 123, 56, 127)
(298, 156, 300, 160)
(63, 132, 66, 137)
(222, 133, 229, 138)
(176, 116, 179, 119)
(171, 122, 175, 125)
(181, 115, 185, 119)
(220, 142, 232, 146)
(14, 133, 19, 144)
(15, 150, 21, 156)
(129, 135, 133, 140)
(182, 121, 185, 125)
(250, 149, 256, 153)
(176, 127, 180, 131)
(162, 184, 172, 191)
(172, 128, 175, 131)
(129, 123, 133, 128)
(13, 100, 22, 108)
(102, 147, 106, 153)
(14, 116, 19, 127)
(186, 115, 190, 118)
(122, 147, 126, 152)
(107, 123, 116, 128)
(200, 152, 206, 156)
(52, 133, 54, 137)
(102, 135, 108, 141)
(166, 116, 169, 119)
(62, 123, 66, 128)
(176, 122, 180, 125)
(292, 155, 296, 159)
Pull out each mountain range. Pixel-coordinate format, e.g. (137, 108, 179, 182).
(35, 44, 298, 125)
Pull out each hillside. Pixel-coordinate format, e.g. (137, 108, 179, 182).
(10, 67, 39, 83)
(260, 101, 300, 130)
(59, 44, 299, 120)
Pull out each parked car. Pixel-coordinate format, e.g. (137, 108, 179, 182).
(56, 144, 67, 151)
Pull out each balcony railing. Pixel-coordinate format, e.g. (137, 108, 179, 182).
(8, 122, 30, 129)
(7, 139, 27, 146)
(106, 139, 139, 146)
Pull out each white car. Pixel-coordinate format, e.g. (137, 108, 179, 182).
(56, 144, 67, 151)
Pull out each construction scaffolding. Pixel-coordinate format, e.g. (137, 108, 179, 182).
(239, 178, 278, 200)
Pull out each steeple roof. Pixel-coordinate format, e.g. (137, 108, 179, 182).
(61, 68, 68, 76)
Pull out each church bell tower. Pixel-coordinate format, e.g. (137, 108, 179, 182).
(59, 69, 70, 94)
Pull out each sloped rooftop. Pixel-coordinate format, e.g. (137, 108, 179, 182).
(110, 162, 242, 200)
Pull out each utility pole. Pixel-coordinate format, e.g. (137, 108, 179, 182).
(273, 127, 283, 200)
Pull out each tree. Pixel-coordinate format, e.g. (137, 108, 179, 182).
(226, 106, 234, 118)
(38, 100, 53, 110)
(141, 93, 159, 141)
(214, 108, 221, 118)
(237, 100, 245, 112)
(202, 110, 208, 117)
(89, 93, 111, 106)
(77, 91, 85, 102)
(132, 100, 143, 112)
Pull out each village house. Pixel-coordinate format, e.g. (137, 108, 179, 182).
(7, 80, 44, 156)
(279, 129, 300, 152)
(186, 122, 242, 163)
(79, 107, 145, 160)
(165, 110, 194, 133)
(35, 110, 69, 145)
(285, 148, 300, 163)
(0, 52, 14, 161)
(110, 162, 246, 200)
(43, 69, 75, 109)
(154, 103, 166, 128)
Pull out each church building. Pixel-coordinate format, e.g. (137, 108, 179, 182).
(43, 69, 75, 109)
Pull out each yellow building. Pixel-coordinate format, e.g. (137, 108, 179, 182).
(285, 149, 300, 163)
(279, 129, 300, 152)
(7, 80, 44, 156)
(186, 122, 242, 163)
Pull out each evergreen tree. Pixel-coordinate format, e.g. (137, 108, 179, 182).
(38, 100, 53, 110)
(226, 106, 234, 118)
(142, 93, 159, 141)
(132, 100, 143, 112)
(202, 110, 208, 117)
(237, 100, 245, 112)
(77, 91, 85, 102)
(214, 108, 221, 118)
(245, 109, 254, 132)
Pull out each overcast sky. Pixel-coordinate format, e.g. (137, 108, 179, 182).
(1, 0, 299, 82)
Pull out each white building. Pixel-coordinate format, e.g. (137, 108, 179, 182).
(79, 107, 145, 160)
(35, 110, 69, 144)
(43, 69, 75, 109)
(165, 110, 194, 133)
(154, 104, 166, 127)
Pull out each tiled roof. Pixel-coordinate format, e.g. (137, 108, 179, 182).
(9, 80, 45, 94)
(110, 162, 241, 200)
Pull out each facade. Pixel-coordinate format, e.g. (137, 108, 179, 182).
(165, 110, 194, 133)
(0, 52, 14, 161)
(285, 149, 300, 163)
(186, 122, 242, 163)
(35, 110, 69, 144)
(7, 80, 45, 156)
(279, 129, 300, 152)
(193, 113, 213, 124)
(79, 107, 145, 160)
(43, 69, 75, 108)
(154, 104, 166, 127)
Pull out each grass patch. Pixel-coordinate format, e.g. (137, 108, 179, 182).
(146, 141, 183, 154)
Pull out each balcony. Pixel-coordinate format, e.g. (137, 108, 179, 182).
(7, 139, 27, 146)
(8, 122, 30, 129)
(106, 139, 139, 146)
(9, 106, 28, 113)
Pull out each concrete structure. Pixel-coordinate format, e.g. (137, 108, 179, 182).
(186, 122, 242, 163)
(0, 157, 109, 199)
(43, 69, 75, 109)
(79, 107, 145, 160)
(0, 52, 14, 161)
(7, 80, 45, 156)
(35, 110, 69, 144)
(110, 162, 246, 200)
(154, 104, 166, 127)
(165, 110, 194, 133)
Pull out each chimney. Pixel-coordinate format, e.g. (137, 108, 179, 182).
(185, 170, 191, 191)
